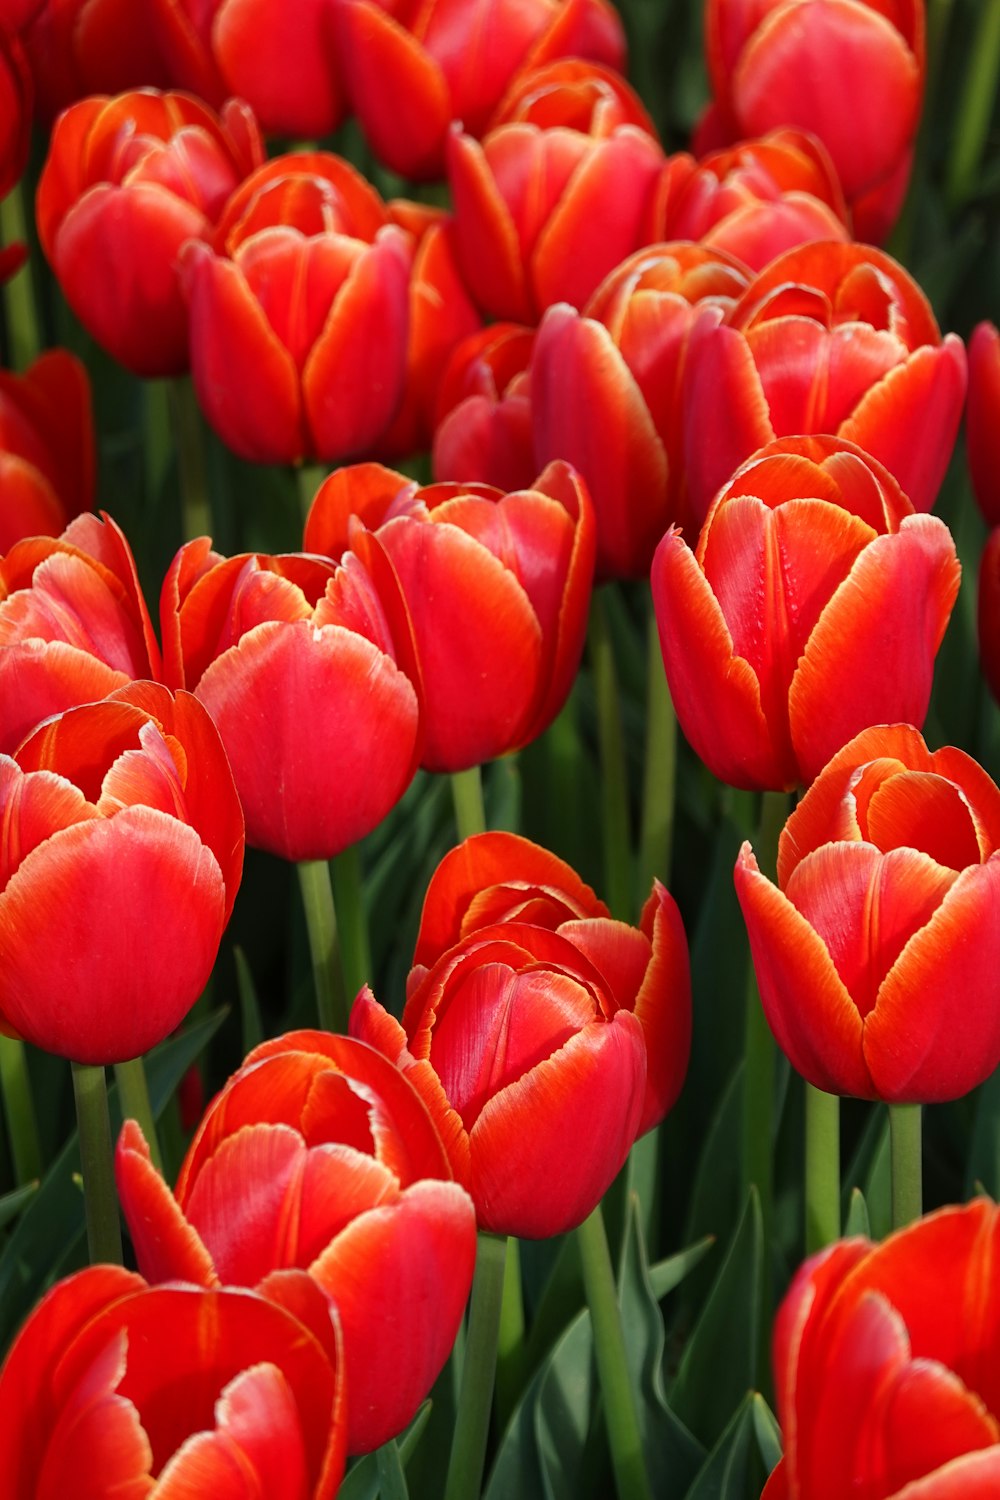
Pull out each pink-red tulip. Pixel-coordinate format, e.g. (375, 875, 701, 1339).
(966, 321, 1000, 527)
(303, 459, 595, 772)
(0, 1264, 346, 1498)
(353, 832, 691, 1236)
(653, 437, 960, 791)
(764, 1200, 1000, 1498)
(21, 0, 170, 123)
(0, 350, 93, 552)
(735, 724, 1000, 1102)
(0, 681, 244, 1062)
(683, 241, 968, 524)
(116, 1031, 477, 1454)
(432, 321, 536, 490)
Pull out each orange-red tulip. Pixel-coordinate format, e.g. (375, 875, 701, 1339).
(21, 0, 170, 123)
(431, 322, 536, 490)
(735, 725, 1000, 1102)
(0, 1264, 346, 1498)
(0, 681, 244, 1062)
(764, 1200, 1000, 1498)
(116, 1032, 477, 1454)
(653, 437, 960, 791)
(0, 350, 94, 551)
(967, 321, 1000, 527)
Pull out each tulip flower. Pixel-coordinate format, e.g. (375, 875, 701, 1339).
(966, 321, 1000, 527)
(21, 0, 171, 123)
(303, 460, 595, 772)
(531, 242, 751, 576)
(735, 724, 1000, 1102)
(0, 511, 161, 753)
(0, 350, 94, 552)
(352, 832, 691, 1236)
(683, 241, 968, 523)
(36, 89, 263, 376)
(0, 26, 31, 198)
(765, 1200, 1000, 1498)
(183, 152, 412, 464)
(332, 0, 625, 181)
(116, 1031, 477, 1454)
(0, 1264, 347, 1498)
(978, 527, 1000, 708)
(161, 540, 420, 860)
(431, 322, 536, 490)
(0, 681, 244, 1062)
(653, 437, 960, 792)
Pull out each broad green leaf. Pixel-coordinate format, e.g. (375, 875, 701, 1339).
(649, 1236, 716, 1301)
(0, 1180, 38, 1232)
(844, 1187, 871, 1239)
(966, 1058, 1000, 1200)
(863, 1118, 891, 1243)
(534, 1305, 601, 1500)
(751, 1393, 783, 1475)
(684, 1392, 755, 1500)
(338, 1405, 432, 1500)
(484, 1341, 550, 1500)
(234, 946, 264, 1052)
(522, 1233, 582, 1375)
(681, 1063, 745, 1313)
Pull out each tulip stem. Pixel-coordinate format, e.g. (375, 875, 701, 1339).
(589, 588, 632, 920)
(444, 1230, 507, 1500)
(113, 1058, 163, 1175)
(71, 1062, 123, 1266)
(495, 1235, 527, 1431)
(169, 377, 212, 542)
(638, 603, 677, 895)
(0, 1036, 42, 1185)
(331, 845, 373, 1006)
(577, 1204, 654, 1500)
(946, 0, 1000, 207)
(451, 765, 487, 840)
(0, 184, 40, 366)
(804, 1084, 840, 1254)
(889, 1103, 922, 1229)
(297, 858, 348, 1035)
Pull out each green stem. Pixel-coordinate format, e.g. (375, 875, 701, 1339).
(71, 1063, 123, 1266)
(889, 1103, 922, 1230)
(451, 765, 487, 841)
(113, 1057, 163, 1175)
(743, 791, 787, 1215)
(297, 858, 347, 1034)
(169, 378, 212, 542)
(576, 1205, 653, 1500)
(589, 589, 632, 919)
(0, 183, 40, 366)
(804, 1084, 840, 1255)
(638, 604, 677, 896)
(494, 1236, 526, 1432)
(0, 1036, 42, 1183)
(297, 462, 326, 528)
(376, 1438, 409, 1500)
(946, 0, 1000, 207)
(331, 844, 372, 1004)
(444, 1231, 507, 1500)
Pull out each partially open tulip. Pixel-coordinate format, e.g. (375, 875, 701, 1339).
(116, 1032, 477, 1454)
(0, 681, 244, 1062)
(966, 321, 1000, 527)
(0, 350, 94, 551)
(21, 0, 171, 123)
(0, 1264, 347, 1498)
(303, 460, 594, 772)
(765, 1200, 1000, 1498)
(431, 322, 536, 490)
(653, 437, 960, 791)
(36, 89, 264, 376)
(353, 832, 691, 1236)
(735, 724, 1000, 1102)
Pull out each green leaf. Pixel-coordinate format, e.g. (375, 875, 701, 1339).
(751, 1393, 783, 1476)
(521, 1234, 582, 1375)
(484, 1343, 550, 1500)
(966, 1058, 1000, 1200)
(684, 1392, 755, 1499)
(649, 1236, 716, 1301)
(534, 1305, 600, 1500)
(338, 1404, 433, 1500)
(0, 1180, 38, 1232)
(234, 945, 264, 1052)
(375, 1441, 409, 1500)
(863, 1118, 891, 1243)
(844, 1187, 871, 1239)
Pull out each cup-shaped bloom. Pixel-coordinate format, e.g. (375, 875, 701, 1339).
(0, 511, 161, 753)
(0, 26, 31, 198)
(303, 459, 595, 772)
(0, 681, 244, 1062)
(161, 540, 420, 860)
(432, 322, 536, 490)
(764, 1200, 1000, 1498)
(183, 152, 412, 464)
(683, 241, 968, 522)
(967, 321, 1000, 527)
(353, 837, 691, 1236)
(532, 242, 751, 576)
(21, 0, 171, 123)
(735, 724, 1000, 1102)
(116, 1031, 477, 1454)
(0, 1264, 347, 1498)
(654, 437, 960, 791)
(36, 89, 263, 376)
(332, 0, 625, 182)
(0, 349, 93, 551)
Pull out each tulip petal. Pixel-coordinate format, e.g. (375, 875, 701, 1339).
(335, 0, 450, 180)
(632, 883, 692, 1130)
(0, 757, 96, 882)
(116, 1120, 218, 1288)
(683, 314, 775, 526)
(448, 129, 530, 322)
(862, 771, 982, 871)
(0, 639, 128, 756)
(890, 1450, 1000, 1498)
(36, 1328, 154, 1500)
(215, 0, 342, 138)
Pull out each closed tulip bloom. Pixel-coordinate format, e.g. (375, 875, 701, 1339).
(0, 350, 94, 551)
(21, 0, 171, 123)
(116, 1032, 477, 1454)
(653, 437, 960, 791)
(764, 1200, 1000, 1498)
(0, 1264, 346, 1498)
(0, 26, 31, 197)
(353, 832, 691, 1236)
(36, 89, 264, 376)
(431, 322, 536, 491)
(735, 724, 1000, 1102)
(0, 681, 244, 1062)
(684, 241, 968, 522)
(303, 459, 595, 772)
(966, 321, 1000, 527)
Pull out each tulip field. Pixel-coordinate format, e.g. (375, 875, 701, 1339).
(2, 0, 1000, 1494)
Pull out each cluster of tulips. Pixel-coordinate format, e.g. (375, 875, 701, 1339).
(1, 0, 1000, 1495)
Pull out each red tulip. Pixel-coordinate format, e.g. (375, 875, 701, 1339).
(21, 0, 171, 123)
(161, 541, 420, 860)
(116, 1031, 477, 1454)
(0, 25, 30, 197)
(352, 832, 691, 1236)
(0, 1264, 346, 1498)
(492, 56, 657, 135)
(683, 241, 968, 524)
(183, 152, 412, 464)
(431, 322, 536, 490)
(0, 350, 94, 552)
(978, 527, 1000, 707)
(653, 437, 960, 791)
(735, 724, 1000, 1102)
(0, 681, 244, 1062)
(966, 321, 1000, 527)
(765, 1200, 1000, 1498)
(332, 0, 625, 181)
(303, 459, 595, 772)
(0, 511, 160, 753)
(531, 242, 751, 576)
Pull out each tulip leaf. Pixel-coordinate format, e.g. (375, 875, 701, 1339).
(844, 1187, 871, 1239)
(534, 1305, 602, 1500)
(681, 1063, 745, 1312)
(483, 1342, 550, 1500)
(375, 1441, 409, 1500)
(751, 1393, 783, 1475)
(649, 1235, 716, 1301)
(334, 1404, 433, 1500)
(234, 945, 263, 1052)
(0, 1180, 38, 1233)
(863, 1118, 892, 1243)
(966, 1057, 1000, 1201)
(683, 1392, 755, 1499)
